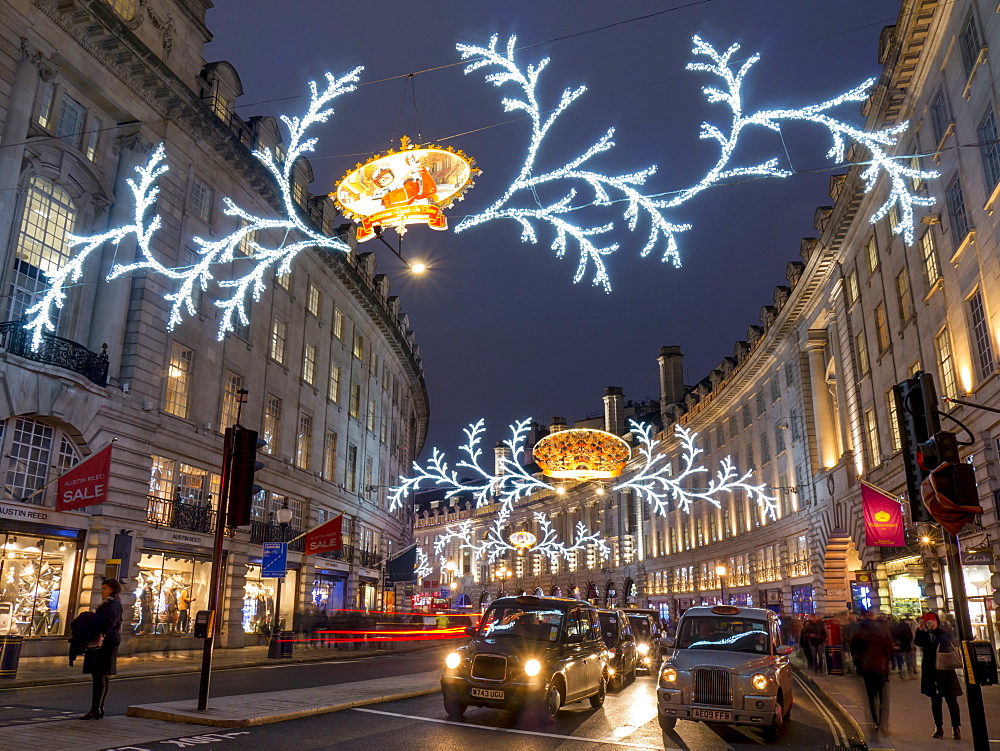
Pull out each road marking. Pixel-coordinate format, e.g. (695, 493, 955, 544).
(793, 673, 846, 748)
(260, 658, 370, 669)
(353, 707, 668, 749)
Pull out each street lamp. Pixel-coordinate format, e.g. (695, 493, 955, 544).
(267, 500, 293, 659)
(715, 564, 728, 605)
(497, 564, 510, 596)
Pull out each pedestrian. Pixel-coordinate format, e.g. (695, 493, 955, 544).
(914, 612, 963, 739)
(901, 617, 918, 678)
(848, 609, 894, 732)
(803, 614, 827, 673)
(79, 578, 124, 720)
(890, 616, 913, 679)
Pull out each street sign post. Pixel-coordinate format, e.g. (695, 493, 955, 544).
(262, 542, 288, 578)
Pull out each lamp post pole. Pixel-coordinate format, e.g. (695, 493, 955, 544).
(267, 499, 293, 659)
(715, 564, 728, 606)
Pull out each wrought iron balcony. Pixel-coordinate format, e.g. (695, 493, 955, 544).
(249, 519, 304, 551)
(317, 544, 355, 564)
(358, 549, 383, 569)
(0, 319, 109, 387)
(146, 494, 216, 534)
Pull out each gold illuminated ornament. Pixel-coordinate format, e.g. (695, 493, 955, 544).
(509, 531, 537, 549)
(532, 428, 631, 479)
(332, 135, 479, 242)
(874, 510, 891, 523)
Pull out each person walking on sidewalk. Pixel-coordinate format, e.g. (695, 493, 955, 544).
(891, 616, 914, 679)
(849, 609, 894, 732)
(914, 612, 963, 740)
(79, 579, 124, 720)
(803, 614, 827, 673)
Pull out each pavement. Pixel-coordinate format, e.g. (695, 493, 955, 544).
(805, 666, 1000, 750)
(1, 641, 424, 688)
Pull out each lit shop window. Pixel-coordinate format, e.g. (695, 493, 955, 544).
(133, 551, 209, 636)
(0, 533, 79, 637)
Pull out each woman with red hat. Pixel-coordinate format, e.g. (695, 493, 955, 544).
(913, 611, 963, 739)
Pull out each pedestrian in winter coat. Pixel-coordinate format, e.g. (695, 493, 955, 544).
(890, 617, 914, 678)
(848, 610, 894, 732)
(78, 579, 124, 720)
(914, 612, 963, 739)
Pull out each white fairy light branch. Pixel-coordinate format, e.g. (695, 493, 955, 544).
(414, 546, 433, 580)
(454, 34, 937, 291)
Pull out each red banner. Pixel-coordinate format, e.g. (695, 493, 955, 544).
(862, 481, 904, 546)
(304, 515, 343, 555)
(56, 444, 113, 511)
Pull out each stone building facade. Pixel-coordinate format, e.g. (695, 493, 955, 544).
(0, 0, 428, 655)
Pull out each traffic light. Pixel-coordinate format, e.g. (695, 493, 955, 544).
(226, 426, 266, 527)
(917, 430, 981, 534)
(893, 372, 940, 523)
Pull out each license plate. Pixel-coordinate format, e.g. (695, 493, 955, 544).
(692, 708, 732, 721)
(470, 687, 505, 700)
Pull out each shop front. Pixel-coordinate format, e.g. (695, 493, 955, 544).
(943, 557, 998, 647)
(242, 560, 299, 637)
(357, 576, 378, 611)
(134, 547, 211, 636)
(791, 584, 815, 615)
(884, 556, 925, 618)
(309, 570, 347, 615)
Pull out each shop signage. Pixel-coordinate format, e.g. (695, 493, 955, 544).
(262, 542, 288, 578)
(861, 481, 904, 547)
(303, 514, 343, 555)
(0, 503, 50, 521)
(961, 549, 995, 566)
(169, 532, 207, 545)
(332, 136, 478, 242)
(57, 444, 113, 511)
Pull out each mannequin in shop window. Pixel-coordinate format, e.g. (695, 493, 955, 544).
(177, 588, 193, 633)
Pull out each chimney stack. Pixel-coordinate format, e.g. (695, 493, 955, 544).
(658, 346, 684, 408)
(549, 416, 567, 434)
(604, 386, 625, 436)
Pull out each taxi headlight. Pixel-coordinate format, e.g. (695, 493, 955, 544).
(445, 652, 462, 670)
(524, 658, 542, 676)
(662, 667, 678, 683)
(637, 643, 650, 655)
(751, 673, 769, 691)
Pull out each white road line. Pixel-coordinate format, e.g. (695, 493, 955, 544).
(793, 673, 846, 748)
(352, 707, 667, 749)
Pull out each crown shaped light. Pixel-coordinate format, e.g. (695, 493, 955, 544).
(532, 428, 631, 479)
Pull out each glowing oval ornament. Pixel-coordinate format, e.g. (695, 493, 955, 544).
(532, 428, 631, 479)
(509, 530, 537, 549)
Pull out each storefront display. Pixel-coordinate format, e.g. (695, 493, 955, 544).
(243, 564, 275, 634)
(134, 549, 209, 635)
(310, 572, 346, 615)
(0, 533, 79, 637)
(791, 585, 815, 615)
(943, 563, 998, 646)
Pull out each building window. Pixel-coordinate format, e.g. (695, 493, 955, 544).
(4, 417, 55, 504)
(333, 308, 344, 339)
(37, 81, 55, 128)
(875, 303, 890, 352)
(353, 332, 364, 361)
(978, 108, 1000, 192)
(909, 151, 925, 191)
(846, 269, 860, 306)
(276, 268, 291, 289)
(85, 119, 101, 162)
(946, 176, 970, 245)
(346, 444, 358, 493)
(164, 343, 193, 418)
(896, 270, 913, 322)
(380, 413, 388, 444)
(742, 404, 751, 428)
(855, 331, 870, 377)
(364, 455, 374, 500)
(189, 177, 213, 222)
(959, 13, 983, 77)
(350, 383, 361, 419)
(920, 230, 942, 289)
(236, 219, 257, 256)
(231, 306, 250, 340)
(302, 343, 318, 386)
(968, 289, 995, 379)
(774, 423, 784, 453)
(864, 408, 881, 468)
(323, 431, 337, 482)
(269, 319, 287, 364)
(219, 371, 244, 431)
(864, 236, 879, 274)
(102, 0, 138, 20)
(887, 389, 902, 453)
(307, 283, 321, 317)
(934, 328, 958, 398)
(6, 177, 77, 322)
(784, 360, 796, 388)
(929, 89, 951, 144)
(328, 365, 341, 403)
(367, 399, 376, 432)
(294, 413, 312, 470)
(55, 95, 86, 147)
(262, 395, 280, 455)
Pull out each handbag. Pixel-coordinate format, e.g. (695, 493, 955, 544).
(936, 646, 962, 670)
(85, 633, 104, 650)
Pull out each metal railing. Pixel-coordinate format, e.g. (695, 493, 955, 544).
(0, 319, 109, 387)
(318, 544, 355, 564)
(146, 494, 216, 534)
(357, 549, 383, 569)
(249, 520, 304, 551)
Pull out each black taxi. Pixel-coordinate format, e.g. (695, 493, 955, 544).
(441, 595, 608, 724)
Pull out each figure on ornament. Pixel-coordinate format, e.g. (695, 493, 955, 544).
(372, 154, 438, 209)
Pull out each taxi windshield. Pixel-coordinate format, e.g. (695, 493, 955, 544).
(676, 616, 770, 654)
(598, 612, 620, 643)
(627, 615, 652, 640)
(478, 606, 564, 642)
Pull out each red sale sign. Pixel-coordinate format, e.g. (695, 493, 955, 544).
(304, 514, 343, 555)
(57, 444, 113, 511)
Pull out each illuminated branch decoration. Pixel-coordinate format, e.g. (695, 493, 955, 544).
(455, 35, 937, 291)
(531, 516, 611, 563)
(414, 546, 433, 580)
(614, 421, 778, 519)
(24, 70, 363, 349)
(24, 144, 169, 349)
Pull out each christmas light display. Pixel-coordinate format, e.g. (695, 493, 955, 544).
(396, 417, 775, 568)
(414, 546, 433, 580)
(454, 35, 938, 290)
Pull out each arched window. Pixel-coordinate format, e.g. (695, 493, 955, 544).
(0, 416, 80, 505)
(7, 177, 77, 323)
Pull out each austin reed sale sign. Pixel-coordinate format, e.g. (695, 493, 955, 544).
(57, 444, 112, 511)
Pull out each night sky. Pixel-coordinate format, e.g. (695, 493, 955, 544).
(206, 0, 900, 458)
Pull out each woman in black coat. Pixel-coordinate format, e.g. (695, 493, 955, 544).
(81, 578, 124, 719)
(913, 611, 963, 739)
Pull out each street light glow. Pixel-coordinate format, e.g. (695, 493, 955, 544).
(410, 261, 427, 273)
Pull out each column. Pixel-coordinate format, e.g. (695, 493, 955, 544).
(0, 40, 58, 294)
(86, 132, 155, 373)
(805, 331, 839, 470)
